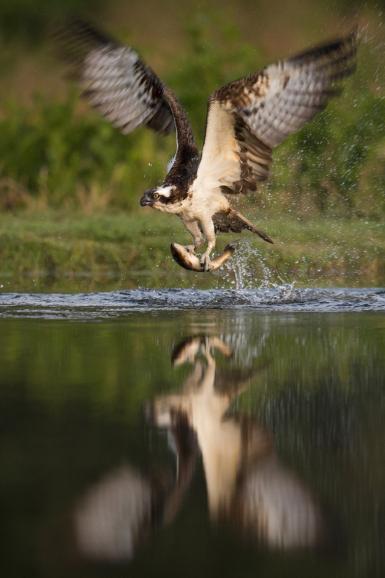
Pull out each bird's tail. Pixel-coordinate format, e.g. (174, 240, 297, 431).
(213, 209, 274, 244)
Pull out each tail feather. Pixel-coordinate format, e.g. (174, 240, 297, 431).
(213, 210, 274, 244)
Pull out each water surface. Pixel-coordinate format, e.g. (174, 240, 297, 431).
(0, 302, 384, 577)
(0, 286, 384, 318)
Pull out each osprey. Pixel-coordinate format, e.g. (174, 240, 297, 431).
(57, 21, 357, 271)
(151, 335, 321, 545)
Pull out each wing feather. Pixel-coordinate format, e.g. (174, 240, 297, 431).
(56, 20, 175, 135)
(195, 31, 357, 196)
(213, 209, 273, 243)
(55, 18, 199, 186)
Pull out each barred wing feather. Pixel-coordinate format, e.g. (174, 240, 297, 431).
(195, 31, 357, 196)
(56, 19, 175, 135)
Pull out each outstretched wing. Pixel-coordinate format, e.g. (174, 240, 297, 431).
(56, 19, 175, 134)
(55, 19, 198, 170)
(194, 31, 357, 195)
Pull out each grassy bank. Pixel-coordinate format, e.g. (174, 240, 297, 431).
(0, 211, 383, 291)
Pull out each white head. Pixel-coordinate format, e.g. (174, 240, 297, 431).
(140, 185, 182, 213)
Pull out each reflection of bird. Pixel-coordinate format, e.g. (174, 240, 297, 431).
(57, 21, 357, 270)
(74, 412, 198, 562)
(75, 465, 152, 561)
(73, 335, 322, 565)
(152, 335, 322, 547)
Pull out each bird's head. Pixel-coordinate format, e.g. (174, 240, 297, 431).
(140, 185, 178, 212)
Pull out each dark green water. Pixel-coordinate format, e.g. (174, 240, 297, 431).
(0, 310, 384, 578)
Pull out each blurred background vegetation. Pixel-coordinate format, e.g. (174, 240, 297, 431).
(0, 0, 384, 285)
(0, 0, 384, 217)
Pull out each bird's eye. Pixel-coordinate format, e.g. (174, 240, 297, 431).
(153, 192, 159, 200)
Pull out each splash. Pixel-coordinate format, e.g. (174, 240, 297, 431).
(223, 240, 294, 294)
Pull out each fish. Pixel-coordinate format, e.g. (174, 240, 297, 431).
(170, 243, 235, 272)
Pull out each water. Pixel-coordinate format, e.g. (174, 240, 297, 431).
(0, 287, 384, 319)
(0, 297, 384, 578)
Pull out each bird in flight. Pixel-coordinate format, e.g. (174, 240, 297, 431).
(57, 21, 357, 271)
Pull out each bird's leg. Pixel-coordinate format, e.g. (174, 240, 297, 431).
(184, 220, 204, 254)
(199, 218, 216, 271)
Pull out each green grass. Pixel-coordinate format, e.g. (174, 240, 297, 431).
(0, 211, 384, 291)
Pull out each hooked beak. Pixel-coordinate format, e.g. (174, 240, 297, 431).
(140, 192, 153, 207)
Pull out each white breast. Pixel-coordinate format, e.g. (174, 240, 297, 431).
(188, 180, 230, 219)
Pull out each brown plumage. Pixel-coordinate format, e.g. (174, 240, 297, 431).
(55, 20, 358, 271)
(150, 335, 322, 545)
(197, 30, 357, 198)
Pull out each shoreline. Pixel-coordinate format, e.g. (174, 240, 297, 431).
(0, 211, 384, 291)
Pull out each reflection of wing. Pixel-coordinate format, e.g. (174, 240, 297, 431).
(162, 412, 198, 524)
(214, 368, 255, 395)
(75, 419, 198, 561)
(239, 457, 321, 548)
(75, 466, 152, 561)
(195, 32, 357, 196)
(56, 19, 174, 135)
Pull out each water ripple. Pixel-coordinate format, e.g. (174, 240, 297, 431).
(0, 287, 384, 319)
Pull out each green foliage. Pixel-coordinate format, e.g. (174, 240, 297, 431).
(0, 94, 170, 210)
(0, 12, 384, 218)
(167, 13, 262, 138)
(0, 0, 101, 43)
